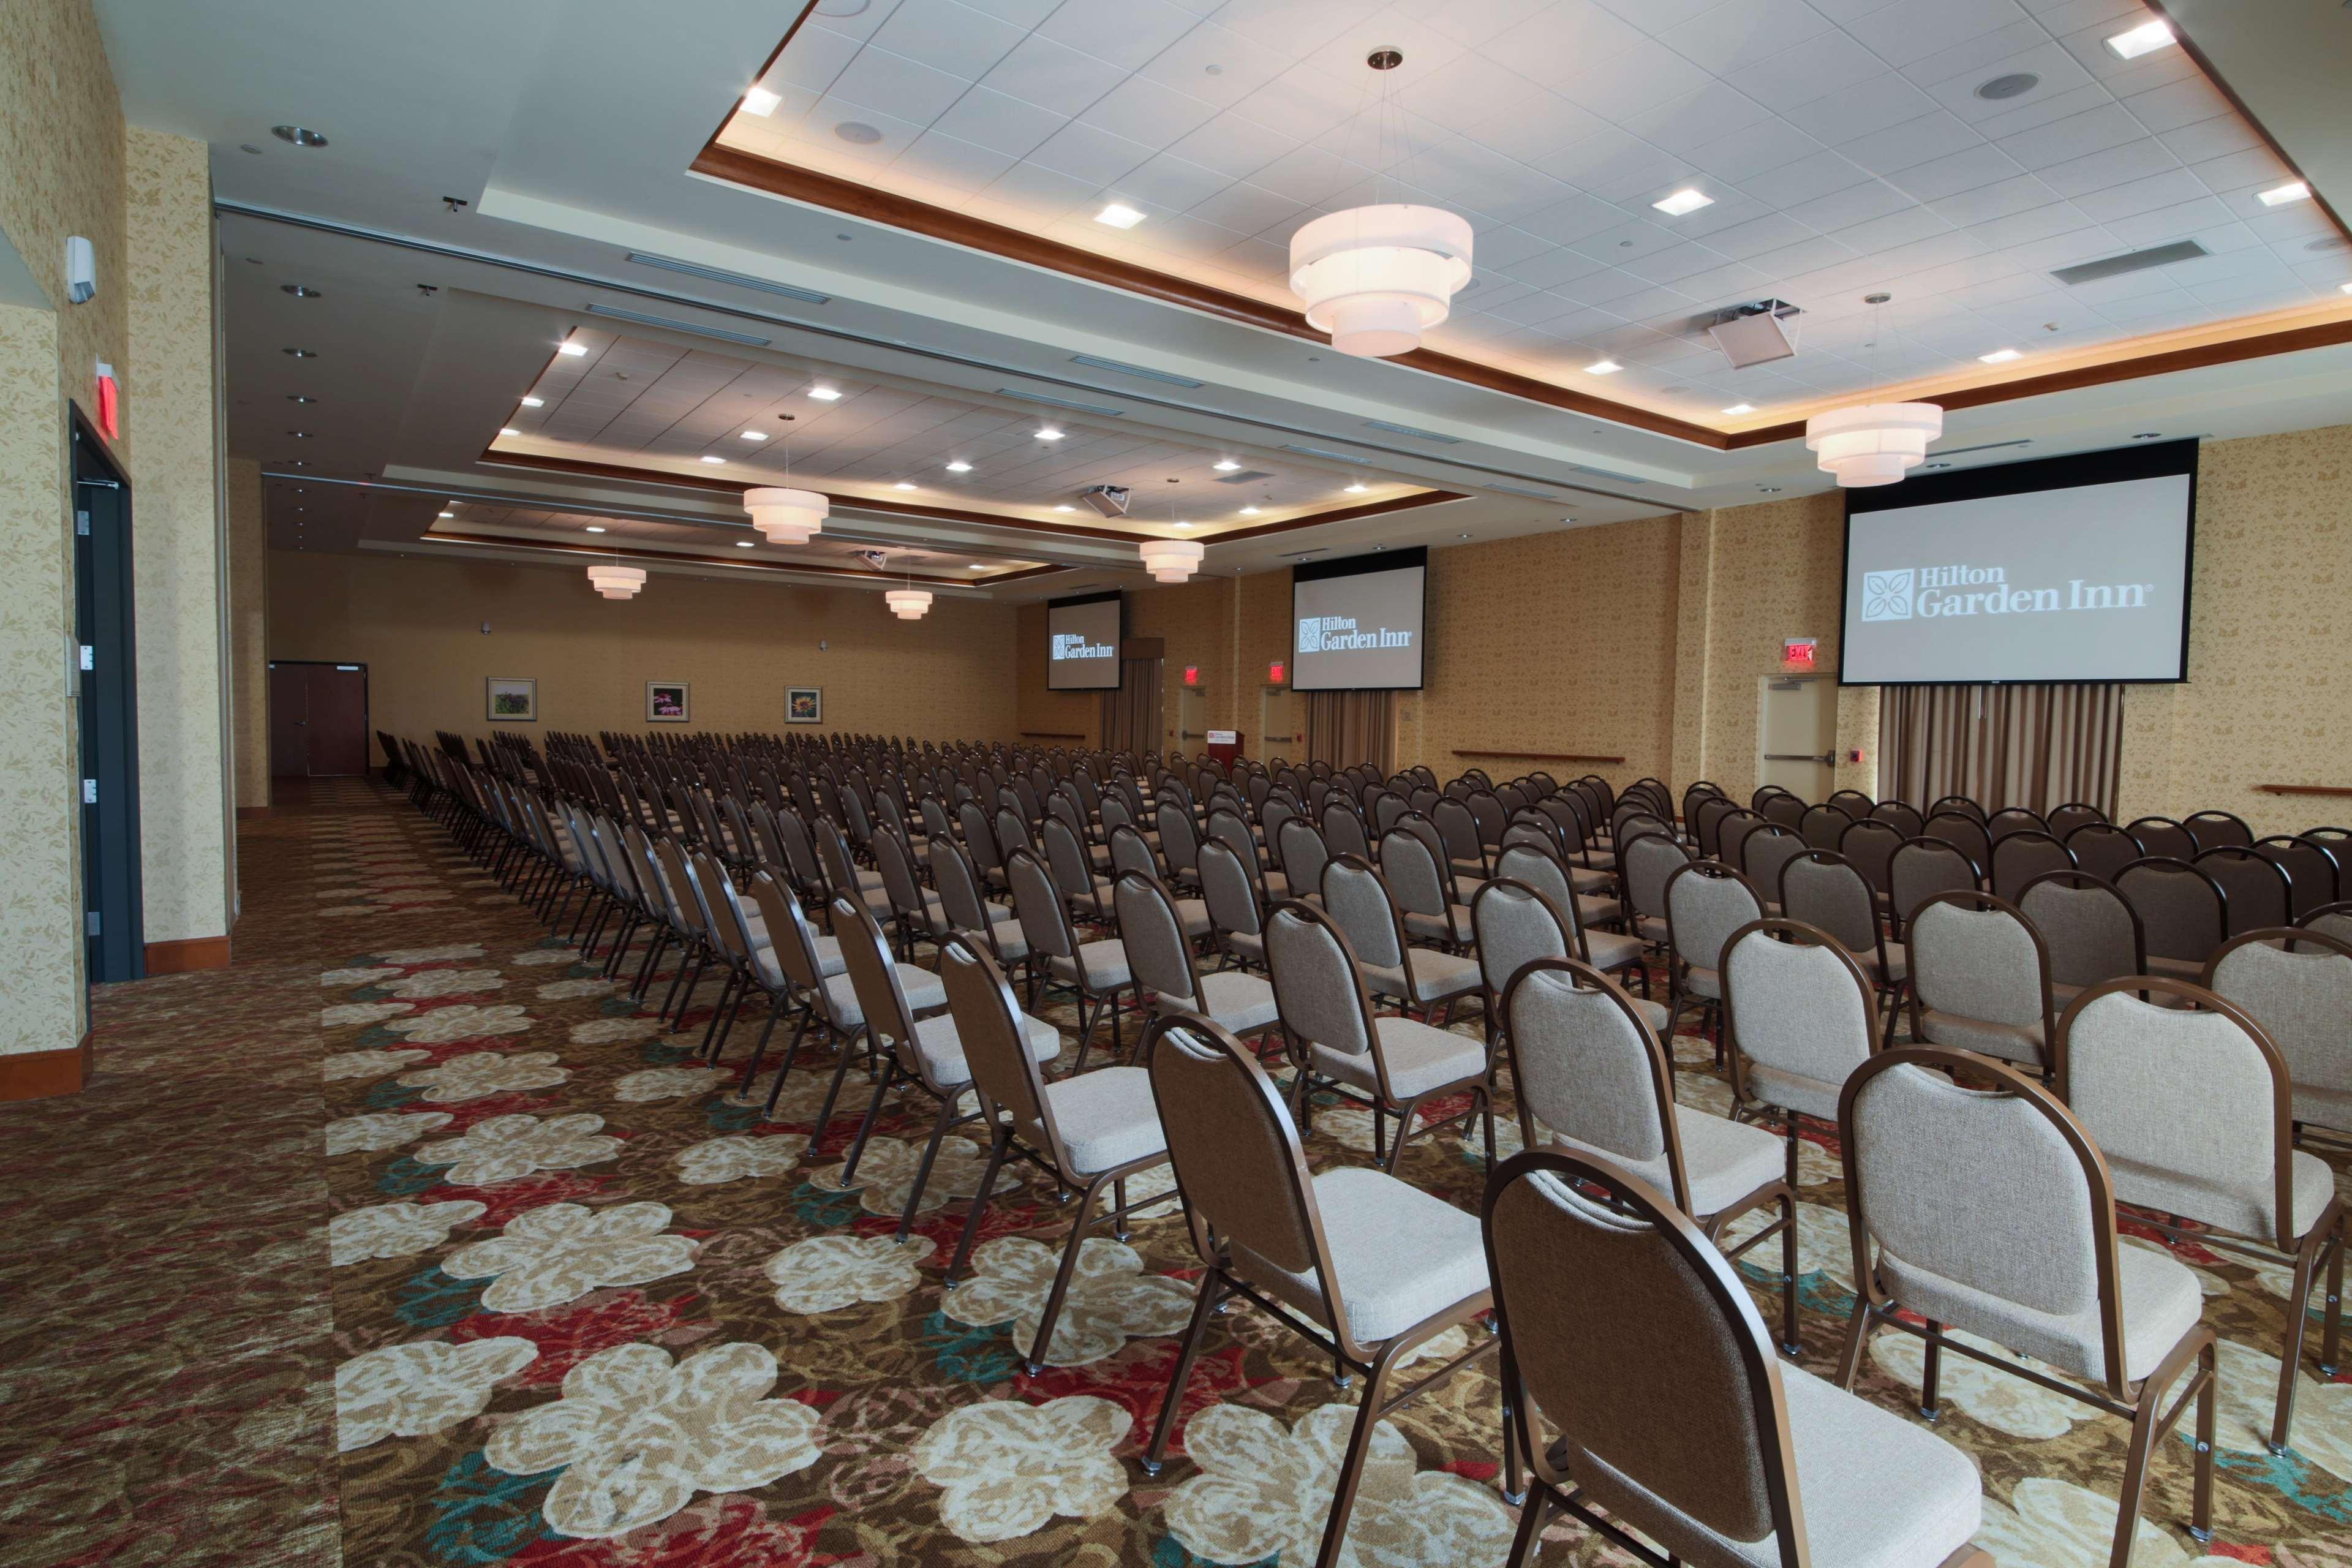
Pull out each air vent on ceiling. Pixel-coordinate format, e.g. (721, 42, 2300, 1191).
(1569, 464, 1648, 484)
(2306, 236, 2350, 254)
(1277, 548, 1328, 561)
(1069, 353, 1204, 388)
(1214, 469, 1276, 484)
(1487, 482, 1560, 500)
(582, 303, 772, 347)
(997, 388, 1124, 417)
(2051, 240, 2207, 286)
(624, 252, 831, 304)
(1362, 418, 1461, 443)
(1933, 439, 2034, 458)
(1279, 443, 1373, 464)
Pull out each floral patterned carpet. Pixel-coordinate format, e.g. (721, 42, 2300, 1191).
(4, 777, 2348, 1567)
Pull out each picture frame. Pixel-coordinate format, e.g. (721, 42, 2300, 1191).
(646, 680, 690, 723)
(486, 676, 537, 722)
(786, 686, 823, 725)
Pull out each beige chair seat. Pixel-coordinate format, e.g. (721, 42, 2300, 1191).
(1569, 864, 1611, 895)
(1877, 1221, 2203, 1381)
(1240, 1165, 1488, 1343)
(1684, 963, 1721, 1001)
(1577, 894, 1624, 929)
(1449, 856, 1487, 881)
(1039, 1064, 1166, 1175)
(1586, 930, 1648, 974)
(1174, 897, 1212, 939)
(908, 1007, 1061, 1088)
(1262, 869, 1291, 900)
(2108, 1148, 2337, 1242)
(1747, 1063, 1843, 1123)
(1047, 940, 1131, 991)
(1863, 942, 1908, 987)
(1403, 905, 1472, 944)
(1638, 914, 1668, 944)
(1571, 1362, 1981, 1568)
(1180, 970, 1280, 1033)
(2146, 954, 2204, 979)
(1914, 1008, 2043, 1068)
(1313, 1016, 1487, 1102)
(975, 915, 1030, 962)
(822, 965, 945, 1030)
(1554, 1106, 1784, 1218)
(2293, 1082, 2352, 1137)
(1223, 931, 1265, 965)
(1364, 948, 1483, 1006)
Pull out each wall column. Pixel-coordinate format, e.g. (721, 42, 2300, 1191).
(227, 456, 268, 814)
(1668, 513, 1713, 786)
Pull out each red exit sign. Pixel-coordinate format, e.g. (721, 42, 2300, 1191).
(1183, 665, 1200, 686)
(1782, 637, 1818, 669)
(1268, 660, 1286, 684)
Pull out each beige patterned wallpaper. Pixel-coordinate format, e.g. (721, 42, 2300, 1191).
(227, 456, 267, 810)
(126, 127, 227, 944)
(269, 550, 1022, 755)
(1014, 600, 1098, 746)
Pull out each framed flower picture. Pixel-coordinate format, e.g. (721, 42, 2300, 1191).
(646, 680, 690, 723)
(486, 677, 537, 722)
(786, 687, 823, 725)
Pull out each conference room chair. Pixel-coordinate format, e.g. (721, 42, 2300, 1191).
(827, 896, 1062, 1242)
(1209, 805, 1287, 903)
(1109, 824, 1207, 938)
(2117, 857, 2230, 978)
(1320, 854, 1485, 1027)
(1825, 786, 1874, 820)
(1985, 805, 2047, 845)
(1612, 804, 1674, 859)
(1482, 1146, 1987, 1568)
(1926, 794, 1986, 823)
(1137, 1016, 1501, 1568)
(927, 834, 1026, 978)
(1662, 860, 1766, 1058)
(1714, 809, 1768, 883)
(1264, 898, 1493, 1169)
(1380, 826, 1473, 948)
(2197, 845, 2293, 932)
(1721, 913, 1880, 1229)
(1836, 816, 1904, 922)
(1321, 799, 1373, 862)
(1114, 871, 1281, 1055)
(1902, 890, 2056, 1075)
(1371, 791, 1410, 835)
(1621, 831, 1693, 951)
(2254, 834, 2340, 919)
(685, 846, 774, 1061)
(2056, 976, 2344, 1452)
(744, 872, 927, 1121)
(2066, 820, 2146, 883)
(1153, 797, 1204, 893)
(872, 828, 950, 959)
(1888, 834, 1981, 933)
(1492, 842, 1653, 1000)
(1687, 793, 1738, 860)
(2041, 801, 2104, 840)
(1921, 810, 1992, 875)
(1041, 813, 1116, 928)
(933, 937, 1175, 1373)
(1047, 790, 1111, 875)
(1781, 850, 1908, 1046)
(2128, 815, 2198, 861)
(1278, 818, 1332, 911)
(1501, 956, 1798, 1350)
(1005, 846, 1133, 1075)
(1990, 827, 2077, 902)
(2302, 900, 2352, 946)
(994, 803, 1036, 864)
(1431, 795, 1491, 887)
(1871, 798, 1927, 840)
(649, 836, 727, 1027)
(1758, 792, 1807, 833)
(1799, 803, 1854, 853)
(957, 799, 1011, 894)
(1738, 824, 1804, 913)
(1195, 837, 1267, 973)
(1836, 1047, 2217, 1568)
(2184, 810, 2256, 853)
(814, 815, 892, 930)
(1261, 794, 1297, 853)
(2207, 927, 2352, 1149)
(2021, 872, 2143, 1009)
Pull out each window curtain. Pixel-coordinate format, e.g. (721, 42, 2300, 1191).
(1099, 658, 1161, 755)
(1877, 682, 2124, 816)
(1304, 690, 1396, 773)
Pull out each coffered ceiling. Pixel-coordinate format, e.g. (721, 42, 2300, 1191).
(712, 0, 2352, 429)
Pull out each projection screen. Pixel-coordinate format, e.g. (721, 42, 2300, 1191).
(1292, 548, 1427, 691)
(1840, 441, 2196, 685)
(1046, 591, 1123, 690)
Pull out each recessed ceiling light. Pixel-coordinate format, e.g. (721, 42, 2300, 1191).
(285, 430, 312, 438)
(286, 394, 315, 404)
(700, 454, 728, 465)
(1054, 504, 1076, 512)
(946, 460, 973, 472)
(1213, 458, 1239, 471)
(281, 284, 321, 298)
(1978, 347, 2022, 364)
(1175, 520, 1194, 530)
(2258, 181, 2311, 206)
(1651, 188, 1712, 217)
(282, 347, 316, 357)
(584, 525, 605, 532)
(499, 426, 521, 437)
(1585, 358, 1622, 374)
(896, 482, 919, 491)
(1095, 203, 1145, 229)
(1721, 402, 1755, 415)
(438, 511, 455, 519)
(2340, 281, 2352, 294)
(2103, 19, 2175, 59)
(808, 385, 841, 400)
(736, 539, 756, 547)
(742, 86, 782, 116)
(1343, 483, 1368, 494)
(1458, 532, 1472, 540)
(968, 562, 984, 569)
(557, 339, 589, 356)
(741, 429, 769, 441)
(1239, 506, 1261, 515)
(270, 124, 327, 148)
(1036, 427, 1064, 440)
(519, 396, 543, 407)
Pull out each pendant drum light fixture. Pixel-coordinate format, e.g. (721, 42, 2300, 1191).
(1287, 49, 1473, 358)
(1804, 293, 1942, 488)
(884, 587, 932, 619)
(587, 563, 645, 600)
(1139, 478, 1205, 582)
(743, 413, 827, 543)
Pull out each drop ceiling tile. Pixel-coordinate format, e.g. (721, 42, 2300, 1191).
(2185, 145, 2293, 200)
(1498, 244, 1619, 292)
(1922, 41, 2096, 124)
(1134, 22, 1283, 107)
(1888, 143, 2029, 205)
(1106, 151, 1232, 211)
(1842, 0, 2034, 71)
(1970, 80, 2116, 140)
(1620, 78, 1777, 156)
(1783, 72, 1943, 144)
(1724, 29, 1888, 113)
(1027, 119, 1157, 186)
(1038, 0, 1202, 69)
(2092, 285, 2201, 322)
(1660, 0, 1837, 75)
(805, 96, 930, 162)
(978, 32, 1123, 112)
(831, 46, 973, 124)
(1186, 180, 1305, 235)
(1898, 18, 2054, 88)
(1924, 171, 2059, 225)
(2095, 194, 2230, 247)
(2026, 0, 2141, 31)
(1209, 0, 1360, 59)
(774, 27, 861, 94)
(2153, 115, 2260, 168)
(2066, 165, 2206, 222)
(1564, 214, 1689, 265)
(1962, 199, 2099, 249)
(1558, 37, 1716, 124)
(2003, 225, 2124, 271)
(869, 0, 1028, 78)
(2034, 136, 2180, 200)
(1785, 178, 1922, 236)
(1076, 74, 1222, 150)
(1228, 61, 1363, 141)
(1842, 113, 1994, 180)
(1483, 0, 1650, 70)
(1681, 116, 1830, 186)
(978, 158, 1101, 220)
(895, 129, 1021, 189)
(1993, 101, 2144, 170)
(2117, 72, 2231, 137)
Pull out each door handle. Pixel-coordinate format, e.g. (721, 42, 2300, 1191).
(1763, 752, 1833, 764)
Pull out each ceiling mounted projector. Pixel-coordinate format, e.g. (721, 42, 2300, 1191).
(1079, 484, 1131, 518)
(1708, 300, 1801, 369)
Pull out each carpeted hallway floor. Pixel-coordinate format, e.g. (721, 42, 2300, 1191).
(2, 777, 2346, 1567)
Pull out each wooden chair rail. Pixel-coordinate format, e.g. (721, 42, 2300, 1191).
(2255, 784, 2352, 798)
(1019, 731, 1088, 742)
(1451, 749, 1627, 764)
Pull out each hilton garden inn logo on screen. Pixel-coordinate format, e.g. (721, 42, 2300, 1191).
(1863, 565, 2154, 622)
(1052, 633, 1115, 660)
(1298, 616, 1415, 654)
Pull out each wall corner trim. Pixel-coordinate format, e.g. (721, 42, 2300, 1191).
(143, 935, 230, 973)
(0, 1034, 93, 1101)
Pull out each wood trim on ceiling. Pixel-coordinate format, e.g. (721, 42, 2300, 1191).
(473, 446, 1466, 547)
(423, 527, 1059, 585)
(705, 4, 2352, 451)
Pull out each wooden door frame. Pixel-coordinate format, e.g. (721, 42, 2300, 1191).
(266, 659, 371, 778)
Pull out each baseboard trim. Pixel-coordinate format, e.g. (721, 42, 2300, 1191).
(145, 935, 231, 973)
(0, 1033, 92, 1101)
